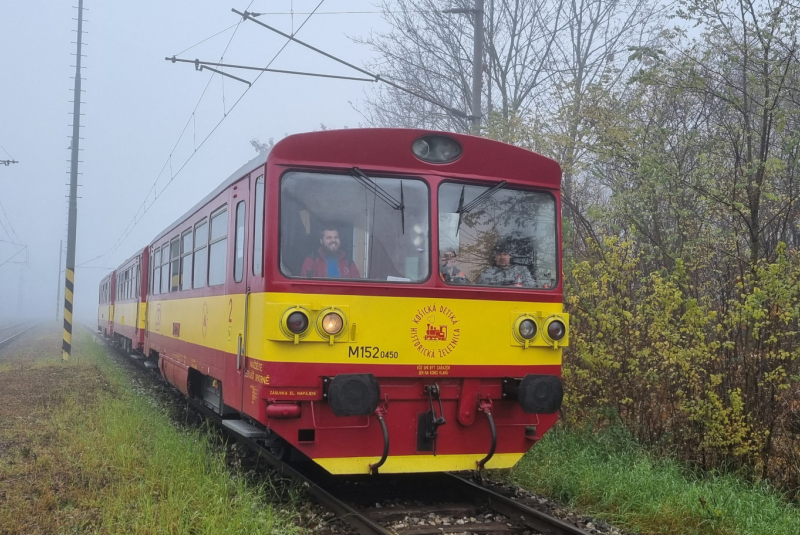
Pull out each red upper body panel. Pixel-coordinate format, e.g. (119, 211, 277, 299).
(126, 129, 561, 304)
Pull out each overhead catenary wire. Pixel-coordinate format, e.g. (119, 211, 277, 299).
(77, 3, 254, 268)
(0, 144, 15, 160)
(79, 1, 327, 269)
(0, 245, 27, 269)
(0, 144, 18, 166)
(231, 9, 471, 119)
(0, 198, 23, 245)
(173, 23, 239, 57)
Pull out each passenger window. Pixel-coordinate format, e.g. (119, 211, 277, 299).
(181, 230, 193, 290)
(194, 220, 208, 288)
(170, 237, 180, 292)
(208, 208, 228, 286)
(253, 175, 264, 276)
(161, 243, 170, 294)
(234, 201, 245, 282)
(153, 247, 160, 294)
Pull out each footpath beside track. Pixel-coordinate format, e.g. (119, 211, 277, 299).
(89, 326, 595, 535)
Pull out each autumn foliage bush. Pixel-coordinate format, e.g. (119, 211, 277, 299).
(564, 237, 800, 491)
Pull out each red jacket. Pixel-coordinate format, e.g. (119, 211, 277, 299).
(300, 249, 360, 278)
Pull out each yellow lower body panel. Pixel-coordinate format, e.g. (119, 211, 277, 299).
(314, 452, 524, 475)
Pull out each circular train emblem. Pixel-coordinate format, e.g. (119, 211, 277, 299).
(409, 303, 460, 358)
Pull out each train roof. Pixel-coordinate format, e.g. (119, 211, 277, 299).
(115, 247, 145, 271)
(150, 151, 269, 246)
(269, 128, 562, 186)
(148, 128, 560, 246)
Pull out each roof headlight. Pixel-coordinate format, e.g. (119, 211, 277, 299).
(411, 135, 462, 164)
(411, 138, 430, 158)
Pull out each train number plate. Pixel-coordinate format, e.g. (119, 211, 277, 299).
(348, 346, 399, 359)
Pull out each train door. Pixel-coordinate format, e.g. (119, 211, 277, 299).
(223, 177, 250, 412)
(243, 170, 266, 413)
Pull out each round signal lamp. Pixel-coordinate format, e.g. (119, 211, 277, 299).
(321, 312, 344, 335)
(286, 311, 309, 334)
(518, 319, 537, 340)
(547, 320, 566, 341)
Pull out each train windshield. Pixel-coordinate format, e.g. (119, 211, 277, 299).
(280, 171, 430, 282)
(438, 182, 557, 289)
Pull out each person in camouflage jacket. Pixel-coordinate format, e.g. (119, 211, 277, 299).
(477, 240, 535, 287)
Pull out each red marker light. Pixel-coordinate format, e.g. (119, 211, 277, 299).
(547, 320, 566, 341)
(286, 311, 309, 334)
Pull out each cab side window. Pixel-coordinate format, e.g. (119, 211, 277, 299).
(253, 175, 264, 276)
(234, 201, 245, 282)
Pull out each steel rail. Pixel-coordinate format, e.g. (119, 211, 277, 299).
(237, 434, 393, 535)
(445, 473, 591, 535)
(0, 321, 39, 350)
(0, 321, 29, 333)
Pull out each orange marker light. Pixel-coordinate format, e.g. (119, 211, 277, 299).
(322, 313, 343, 335)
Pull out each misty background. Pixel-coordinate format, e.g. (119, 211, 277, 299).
(0, 0, 388, 324)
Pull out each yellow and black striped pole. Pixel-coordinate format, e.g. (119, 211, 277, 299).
(62, 0, 85, 362)
(62, 268, 75, 360)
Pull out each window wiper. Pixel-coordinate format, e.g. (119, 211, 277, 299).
(349, 167, 406, 233)
(455, 181, 507, 235)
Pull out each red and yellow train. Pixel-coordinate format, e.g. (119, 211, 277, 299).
(98, 128, 568, 474)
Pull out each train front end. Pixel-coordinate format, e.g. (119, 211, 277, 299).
(248, 129, 567, 474)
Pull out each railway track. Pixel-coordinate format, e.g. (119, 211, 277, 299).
(0, 321, 39, 351)
(90, 328, 592, 535)
(236, 434, 593, 535)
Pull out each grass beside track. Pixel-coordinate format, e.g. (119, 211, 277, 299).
(0, 329, 300, 535)
(508, 425, 800, 535)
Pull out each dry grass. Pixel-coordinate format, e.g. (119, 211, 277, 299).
(0, 327, 298, 534)
(0, 326, 110, 534)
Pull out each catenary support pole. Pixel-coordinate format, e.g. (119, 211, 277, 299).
(471, 0, 484, 134)
(56, 240, 63, 322)
(63, 0, 84, 361)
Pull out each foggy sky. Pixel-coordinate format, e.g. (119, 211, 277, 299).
(0, 1, 388, 325)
